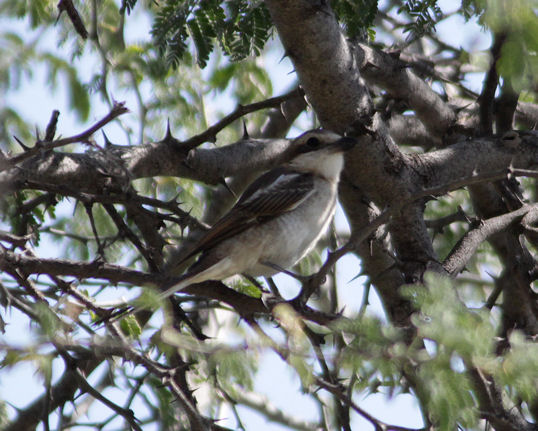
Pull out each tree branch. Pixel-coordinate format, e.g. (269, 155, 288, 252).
(4, 101, 128, 169)
(315, 378, 427, 431)
(443, 204, 538, 276)
(479, 34, 506, 135)
(358, 43, 456, 136)
(467, 366, 536, 431)
(179, 87, 305, 150)
(265, 0, 372, 133)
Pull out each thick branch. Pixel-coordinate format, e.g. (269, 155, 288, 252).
(443, 204, 538, 275)
(388, 115, 442, 148)
(358, 44, 456, 136)
(265, 0, 372, 132)
(0, 135, 294, 197)
(416, 132, 538, 190)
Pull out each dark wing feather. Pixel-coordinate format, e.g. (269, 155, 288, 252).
(176, 168, 315, 265)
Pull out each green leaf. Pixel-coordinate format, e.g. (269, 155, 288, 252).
(209, 349, 256, 390)
(121, 0, 138, 14)
(209, 63, 238, 90)
(496, 332, 538, 405)
(418, 358, 477, 430)
(151, 0, 273, 69)
(398, 0, 442, 39)
(132, 287, 164, 311)
(0, 399, 9, 429)
(405, 273, 495, 361)
(188, 15, 213, 68)
(34, 302, 61, 338)
(119, 314, 142, 339)
(1, 350, 24, 369)
(229, 278, 261, 298)
(148, 375, 176, 427)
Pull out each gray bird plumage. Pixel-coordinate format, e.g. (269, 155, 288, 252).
(159, 129, 356, 299)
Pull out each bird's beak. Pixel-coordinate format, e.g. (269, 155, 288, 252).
(333, 136, 357, 152)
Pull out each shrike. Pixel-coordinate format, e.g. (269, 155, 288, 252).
(159, 129, 356, 298)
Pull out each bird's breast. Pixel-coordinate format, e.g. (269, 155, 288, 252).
(245, 179, 337, 276)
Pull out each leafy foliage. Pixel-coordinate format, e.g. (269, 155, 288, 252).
(332, 0, 379, 40)
(461, 0, 538, 89)
(461, 0, 486, 20)
(398, 0, 442, 39)
(484, 0, 538, 89)
(0, 0, 54, 27)
(121, 0, 138, 14)
(151, 0, 273, 68)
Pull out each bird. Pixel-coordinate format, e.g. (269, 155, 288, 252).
(158, 129, 357, 299)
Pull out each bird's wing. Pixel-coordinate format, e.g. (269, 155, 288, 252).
(177, 168, 315, 265)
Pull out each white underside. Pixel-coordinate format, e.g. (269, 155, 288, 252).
(162, 149, 344, 298)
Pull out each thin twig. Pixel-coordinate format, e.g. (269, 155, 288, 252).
(179, 88, 304, 150)
(73, 368, 142, 431)
(6, 102, 128, 168)
(315, 377, 428, 431)
(0, 231, 32, 248)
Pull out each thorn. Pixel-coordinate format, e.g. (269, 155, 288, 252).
(112, 99, 126, 110)
(169, 192, 182, 205)
(13, 135, 30, 151)
(219, 177, 237, 198)
(45, 110, 60, 141)
(279, 103, 286, 118)
(165, 118, 173, 141)
(347, 272, 363, 283)
(485, 270, 497, 280)
(101, 131, 112, 147)
(35, 125, 41, 142)
(162, 119, 182, 146)
(242, 120, 249, 139)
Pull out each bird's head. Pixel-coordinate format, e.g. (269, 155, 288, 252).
(287, 129, 356, 181)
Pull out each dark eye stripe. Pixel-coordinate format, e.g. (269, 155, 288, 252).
(296, 136, 322, 154)
(306, 137, 321, 148)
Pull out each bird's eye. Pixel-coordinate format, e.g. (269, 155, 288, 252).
(306, 137, 321, 148)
